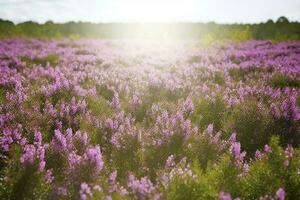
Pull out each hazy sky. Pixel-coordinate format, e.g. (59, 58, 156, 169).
(0, 0, 299, 23)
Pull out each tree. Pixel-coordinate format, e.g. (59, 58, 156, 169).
(276, 16, 289, 23)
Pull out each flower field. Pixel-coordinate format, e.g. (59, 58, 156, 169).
(0, 39, 300, 199)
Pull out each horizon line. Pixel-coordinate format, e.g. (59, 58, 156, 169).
(1, 17, 299, 26)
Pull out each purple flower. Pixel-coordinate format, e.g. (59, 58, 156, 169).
(68, 152, 82, 167)
(231, 142, 241, 157)
(183, 98, 194, 113)
(110, 92, 120, 109)
(220, 192, 232, 200)
(276, 188, 285, 200)
(34, 131, 43, 145)
(206, 124, 214, 136)
(264, 144, 272, 153)
(20, 144, 36, 166)
(52, 129, 67, 152)
(79, 182, 92, 200)
(255, 150, 262, 160)
(109, 171, 117, 182)
(212, 132, 221, 144)
(128, 174, 155, 198)
(45, 169, 54, 183)
(230, 142, 246, 166)
(85, 145, 104, 174)
(228, 133, 237, 144)
(166, 155, 175, 168)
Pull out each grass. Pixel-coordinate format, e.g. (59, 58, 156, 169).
(268, 74, 300, 88)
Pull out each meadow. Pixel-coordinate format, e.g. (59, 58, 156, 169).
(0, 39, 300, 199)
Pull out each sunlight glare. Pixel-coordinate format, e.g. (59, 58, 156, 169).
(115, 0, 198, 22)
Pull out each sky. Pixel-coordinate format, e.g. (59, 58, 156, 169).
(0, 0, 299, 24)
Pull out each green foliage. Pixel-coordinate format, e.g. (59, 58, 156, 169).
(143, 133, 186, 180)
(228, 66, 268, 81)
(228, 67, 248, 80)
(86, 96, 112, 117)
(231, 26, 253, 41)
(0, 86, 6, 104)
(268, 74, 300, 88)
(79, 118, 99, 142)
(188, 55, 203, 64)
(95, 84, 114, 101)
(148, 85, 186, 103)
(191, 95, 227, 132)
(185, 134, 224, 171)
(1, 17, 299, 40)
(213, 71, 226, 86)
(239, 137, 300, 199)
(205, 154, 242, 197)
(175, 137, 300, 199)
(240, 160, 280, 199)
(0, 145, 50, 200)
(164, 136, 300, 200)
(21, 54, 58, 67)
(130, 105, 148, 123)
(111, 134, 142, 179)
(271, 118, 300, 148)
(223, 100, 273, 156)
(0, 85, 15, 105)
(166, 173, 215, 200)
(82, 96, 114, 146)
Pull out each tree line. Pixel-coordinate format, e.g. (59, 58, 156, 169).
(0, 16, 299, 40)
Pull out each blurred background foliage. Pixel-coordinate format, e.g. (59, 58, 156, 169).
(0, 16, 299, 41)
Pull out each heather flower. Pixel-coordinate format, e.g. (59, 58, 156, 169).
(73, 131, 89, 151)
(183, 98, 194, 113)
(220, 192, 232, 200)
(0, 128, 13, 151)
(264, 145, 272, 153)
(45, 169, 54, 184)
(79, 183, 92, 200)
(284, 145, 293, 158)
(1, 38, 300, 199)
(255, 150, 262, 160)
(68, 152, 82, 167)
(231, 142, 241, 157)
(20, 144, 36, 166)
(109, 171, 117, 182)
(84, 145, 104, 174)
(228, 133, 237, 144)
(230, 142, 246, 166)
(56, 120, 63, 130)
(130, 94, 142, 107)
(270, 103, 281, 118)
(212, 131, 221, 144)
(276, 188, 285, 200)
(127, 174, 155, 198)
(106, 195, 112, 200)
(55, 187, 67, 196)
(166, 155, 175, 168)
(105, 118, 114, 130)
(283, 160, 289, 167)
(243, 163, 249, 173)
(34, 131, 43, 145)
(110, 92, 120, 109)
(93, 185, 102, 192)
(108, 171, 118, 193)
(52, 129, 67, 152)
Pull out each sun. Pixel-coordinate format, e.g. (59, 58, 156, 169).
(114, 0, 198, 22)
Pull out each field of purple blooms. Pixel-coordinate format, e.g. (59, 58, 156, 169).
(0, 39, 300, 200)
